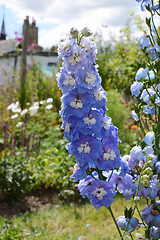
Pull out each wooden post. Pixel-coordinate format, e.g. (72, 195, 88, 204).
(20, 16, 29, 110)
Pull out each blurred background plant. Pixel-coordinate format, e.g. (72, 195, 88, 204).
(95, 12, 148, 96)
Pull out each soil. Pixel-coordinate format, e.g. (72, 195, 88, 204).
(0, 188, 57, 217)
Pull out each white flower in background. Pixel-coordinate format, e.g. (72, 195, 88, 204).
(12, 107, 21, 113)
(47, 98, 53, 103)
(46, 104, 53, 110)
(11, 113, 18, 119)
(16, 121, 23, 127)
(40, 100, 46, 104)
(7, 103, 15, 110)
(20, 109, 28, 116)
(29, 105, 39, 116)
(14, 101, 19, 108)
(7, 101, 19, 111)
(33, 102, 39, 106)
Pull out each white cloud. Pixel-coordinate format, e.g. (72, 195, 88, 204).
(0, 0, 152, 48)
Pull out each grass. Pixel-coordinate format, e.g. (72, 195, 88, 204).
(0, 196, 146, 240)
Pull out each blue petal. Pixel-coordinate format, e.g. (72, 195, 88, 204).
(144, 132, 155, 146)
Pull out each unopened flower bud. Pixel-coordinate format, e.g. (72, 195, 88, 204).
(148, 155, 153, 161)
(147, 160, 153, 166)
(82, 27, 93, 37)
(142, 179, 149, 187)
(70, 27, 79, 37)
(134, 196, 140, 202)
(141, 174, 149, 181)
(142, 150, 146, 154)
(142, 167, 152, 175)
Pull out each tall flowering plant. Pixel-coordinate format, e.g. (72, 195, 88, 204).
(56, 27, 125, 237)
(56, 0, 160, 236)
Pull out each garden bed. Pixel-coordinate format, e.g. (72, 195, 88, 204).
(0, 188, 56, 217)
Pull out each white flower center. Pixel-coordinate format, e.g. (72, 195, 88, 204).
(83, 114, 96, 125)
(68, 53, 82, 65)
(94, 90, 105, 101)
(85, 73, 96, 87)
(103, 149, 116, 160)
(70, 99, 83, 109)
(65, 42, 71, 52)
(74, 163, 79, 171)
(63, 76, 75, 86)
(104, 118, 111, 130)
(61, 40, 71, 52)
(78, 142, 91, 154)
(92, 187, 107, 200)
(65, 122, 71, 132)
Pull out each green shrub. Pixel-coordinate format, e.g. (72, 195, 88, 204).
(106, 89, 138, 154)
(0, 149, 34, 205)
(32, 138, 75, 191)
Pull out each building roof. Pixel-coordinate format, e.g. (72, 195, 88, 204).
(0, 39, 21, 55)
(1, 17, 5, 35)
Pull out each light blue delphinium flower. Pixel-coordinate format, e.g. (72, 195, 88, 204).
(135, 0, 152, 11)
(140, 87, 156, 103)
(84, 179, 116, 210)
(150, 226, 160, 240)
(77, 63, 101, 92)
(96, 143, 121, 171)
(57, 68, 76, 94)
(67, 133, 102, 166)
(143, 105, 155, 115)
(144, 131, 155, 146)
(70, 163, 88, 182)
(145, 70, 155, 80)
(138, 178, 159, 200)
(135, 67, 149, 81)
(76, 109, 103, 136)
(58, 37, 75, 58)
(57, 28, 123, 210)
(131, 110, 139, 121)
(130, 81, 143, 97)
(139, 35, 151, 49)
(62, 115, 79, 142)
(142, 202, 160, 227)
(117, 216, 139, 233)
(61, 90, 93, 118)
(104, 171, 133, 194)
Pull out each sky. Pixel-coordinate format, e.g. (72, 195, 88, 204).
(0, 0, 150, 49)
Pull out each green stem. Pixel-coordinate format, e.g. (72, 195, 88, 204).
(108, 206, 124, 240)
(135, 203, 147, 230)
(130, 233, 134, 240)
(138, 117, 146, 137)
(122, 205, 136, 238)
(150, 10, 160, 42)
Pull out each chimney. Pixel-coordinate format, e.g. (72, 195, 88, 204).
(32, 17, 36, 26)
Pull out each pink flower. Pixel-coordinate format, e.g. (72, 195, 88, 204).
(16, 36, 24, 42)
(102, 25, 108, 28)
(28, 43, 36, 49)
(24, 68, 29, 72)
(15, 31, 18, 35)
